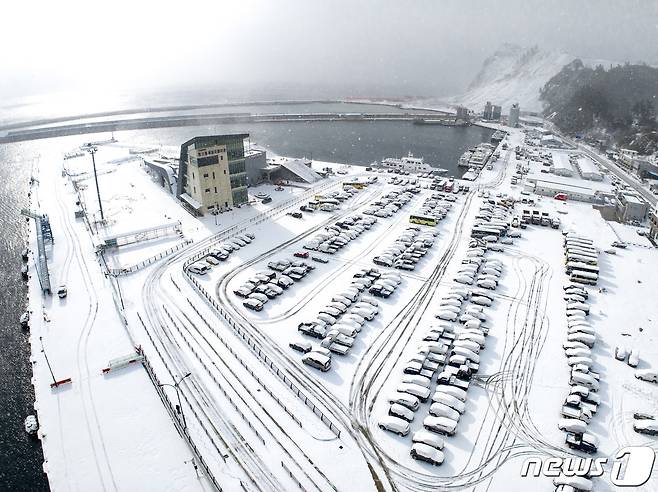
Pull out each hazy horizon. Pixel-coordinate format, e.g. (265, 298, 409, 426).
(2, 0, 657, 104)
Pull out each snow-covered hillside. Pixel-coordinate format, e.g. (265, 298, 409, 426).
(452, 44, 614, 114)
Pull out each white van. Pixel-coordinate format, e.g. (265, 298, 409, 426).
(302, 352, 331, 372)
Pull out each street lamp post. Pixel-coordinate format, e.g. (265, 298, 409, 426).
(83, 144, 105, 222)
(159, 372, 191, 430)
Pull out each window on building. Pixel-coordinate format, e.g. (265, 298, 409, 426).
(203, 173, 209, 178)
(193, 186, 196, 194)
(214, 187, 217, 193)
(212, 172, 216, 179)
(205, 188, 211, 193)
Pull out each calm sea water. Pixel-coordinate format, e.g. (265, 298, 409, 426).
(0, 142, 49, 491)
(120, 119, 494, 175)
(0, 99, 492, 492)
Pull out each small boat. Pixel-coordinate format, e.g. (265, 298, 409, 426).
(24, 415, 38, 435)
(20, 311, 30, 328)
(21, 264, 29, 278)
(21, 248, 29, 261)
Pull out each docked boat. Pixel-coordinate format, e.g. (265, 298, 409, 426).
(24, 415, 38, 436)
(21, 264, 29, 279)
(20, 311, 30, 328)
(491, 130, 506, 144)
(380, 152, 447, 174)
(413, 118, 470, 127)
(21, 248, 29, 261)
(457, 143, 495, 169)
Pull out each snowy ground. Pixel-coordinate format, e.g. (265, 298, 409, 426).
(24, 125, 658, 492)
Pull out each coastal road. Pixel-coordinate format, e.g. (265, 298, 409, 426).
(547, 123, 657, 207)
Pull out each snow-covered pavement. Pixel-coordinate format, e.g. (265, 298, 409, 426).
(24, 126, 658, 492)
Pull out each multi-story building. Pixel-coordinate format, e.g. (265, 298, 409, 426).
(177, 134, 249, 215)
(483, 101, 493, 120)
(492, 105, 502, 121)
(649, 204, 658, 242)
(456, 106, 469, 121)
(509, 103, 520, 127)
(615, 191, 648, 223)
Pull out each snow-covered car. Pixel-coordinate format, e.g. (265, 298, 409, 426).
(289, 340, 312, 353)
(243, 298, 264, 311)
(378, 415, 410, 436)
(412, 430, 445, 450)
(349, 308, 375, 321)
(635, 369, 658, 383)
(402, 374, 431, 389)
(435, 310, 458, 322)
(388, 392, 420, 411)
(188, 263, 209, 275)
(454, 274, 474, 285)
(410, 443, 445, 466)
(353, 301, 378, 314)
(476, 279, 496, 290)
(553, 475, 593, 491)
(470, 295, 492, 306)
(429, 402, 461, 421)
(628, 348, 640, 367)
(634, 420, 658, 435)
(397, 382, 431, 402)
(431, 391, 466, 413)
(317, 313, 337, 325)
(423, 415, 457, 436)
(277, 275, 294, 289)
(319, 306, 342, 318)
(389, 403, 415, 422)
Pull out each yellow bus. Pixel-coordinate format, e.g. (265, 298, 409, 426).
(409, 214, 438, 226)
(344, 182, 367, 189)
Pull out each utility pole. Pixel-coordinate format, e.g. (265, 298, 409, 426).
(160, 372, 191, 430)
(40, 336, 58, 387)
(84, 144, 105, 222)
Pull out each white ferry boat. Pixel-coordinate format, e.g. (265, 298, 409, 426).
(380, 152, 447, 174)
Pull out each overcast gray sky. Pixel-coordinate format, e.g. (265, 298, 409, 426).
(1, 0, 657, 101)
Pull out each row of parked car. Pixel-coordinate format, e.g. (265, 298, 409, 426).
(415, 194, 456, 221)
(236, 259, 316, 311)
(303, 213, 378, 254)
(188, 233, 256, 275)
(378, 233, 504, 466)
(296, 268, 391, 369)
(558, 234, 602, 456)
(362, 188, 417, 218)
(452, 239, 505, 291)
(373, 227, 438, 271)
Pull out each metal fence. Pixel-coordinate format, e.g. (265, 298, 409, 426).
(108, 239, 193, 277)
(139, 348, 223, 491)
(184, 272, 341, 438)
